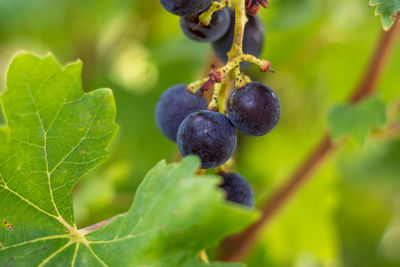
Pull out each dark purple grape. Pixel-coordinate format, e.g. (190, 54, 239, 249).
(218, 172, 254, 207)
(159, 0, 212, 16)
(155, 84, 207, 142)
(177, 110, 237, 169)
(227, 82, 280, 136)
(180, 7, 231, 42)
(212, 13, 264, 64)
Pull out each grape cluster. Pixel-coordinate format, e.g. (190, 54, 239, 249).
(156, 0, 276, 206)
(156, 82, 280, 166)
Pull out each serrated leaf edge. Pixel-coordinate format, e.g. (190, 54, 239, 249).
(0, 52, 117, 267)
(369, 0, 400, 30)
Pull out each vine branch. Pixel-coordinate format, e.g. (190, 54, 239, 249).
(219, 16, 400, 262)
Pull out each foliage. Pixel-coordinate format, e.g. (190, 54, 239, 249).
(370, 0, 400, 30)
(0, 0, 399, 266)
(0, 53, 257, 266)
(328, 95, 386, 144)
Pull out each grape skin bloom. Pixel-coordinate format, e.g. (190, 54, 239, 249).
(155, 84, 207, 142)
(227, 82, 280, 136)
(180, 7, 231, 42)
(219, 172, 254, 207)
(159, 0, 212, 16)
(177, 110, 237, 169)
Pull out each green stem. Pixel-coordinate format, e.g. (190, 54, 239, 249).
(199, 250, 210, 264)
(227, 0, 247, 59)
(187, 77, 209, 94)
(187, 54, 270, 95)
(199, 0, 230, 26)
(221, 54, 270, 73)
(218, 75, 233, 114)
(208, 83, 222, 111)
(189, 0, 271, 113)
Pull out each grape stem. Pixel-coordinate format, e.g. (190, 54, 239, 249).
(188, 54, 270, 95)
(229, 0, 246, 57)
(199, 250, 210, 263)
(208, 82, 222, 111)
(199, 0, 230, 26)
(218, 16, 400, 262)
(187, 0, 272, 112)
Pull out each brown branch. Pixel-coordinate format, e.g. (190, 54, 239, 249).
(219, 17, 400, 262)
(219, 134, 337, 261)
(350, 17, 400, 103)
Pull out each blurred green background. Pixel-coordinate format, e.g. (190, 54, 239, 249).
(0, 0, 399, 266)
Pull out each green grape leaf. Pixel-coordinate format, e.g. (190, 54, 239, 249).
(0, 53, 258, 266)
(328, 96, 386, 144)
(369, 0, 400, 30)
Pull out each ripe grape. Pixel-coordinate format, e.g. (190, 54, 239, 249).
(177, 110, 237, 169)
(155, 84, 207, 141)
(212, 13, 264, 64)
(159, 0, 212, 16)
(180, 7, 231, 42)
(218, 172, 254, 207)
(227, 82, 280, 136)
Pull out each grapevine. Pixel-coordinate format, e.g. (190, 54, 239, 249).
(1, 1, 399, 266)
(156, 0, 278, 205)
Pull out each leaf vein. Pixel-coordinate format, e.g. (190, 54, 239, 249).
(0, 234, 71, 251)
(25, 78, 61, 220)
(48, 93, 107, 176)
(85, 243, 110, 267)
(71, 243, 80, 267)
(0, 183, 62, 223)
(38, 241, 73, 267)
